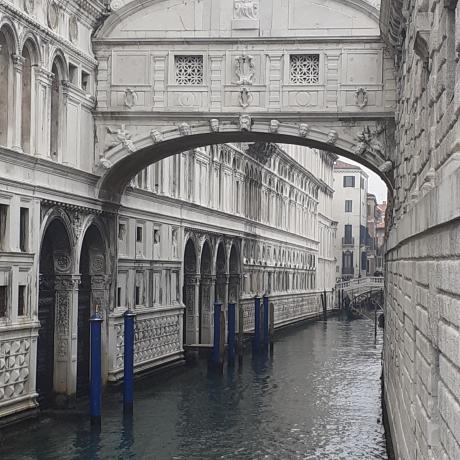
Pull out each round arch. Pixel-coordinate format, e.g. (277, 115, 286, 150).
(97, 121, 394, 203)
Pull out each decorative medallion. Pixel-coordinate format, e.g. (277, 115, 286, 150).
(69, 15, 78, 44)
(47, 0, 59, 30)
(54, 251, 71, 273)
(234, 0, 259, 20)
(23, 0, 34, 14)
(239, 87, 252, 108)
(123, 88, 137, 109)
(355, 87, 368, 109)
(235, 55, 255, 85)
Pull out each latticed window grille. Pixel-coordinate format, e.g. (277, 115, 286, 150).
(289, 54, 320, 84)
(175, 55, 204, 85)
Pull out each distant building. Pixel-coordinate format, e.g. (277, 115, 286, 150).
(375, 201, 387, 274)
(366, 194, 378, 275)
(332, 161, 368, 280)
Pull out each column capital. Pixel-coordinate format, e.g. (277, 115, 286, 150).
(55, 274, 81, 291)
(11, 54, 25, 72)
(35, 66, 54, 84)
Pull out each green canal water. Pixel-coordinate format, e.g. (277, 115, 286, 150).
(2, 317, 388, 459)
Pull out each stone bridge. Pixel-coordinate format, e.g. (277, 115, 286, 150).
(336, 276, 384, 297)
(92, 0, 396, 202)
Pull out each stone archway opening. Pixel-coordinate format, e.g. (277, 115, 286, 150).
(183, 238, 198, 345)
(199, 240, 212, 344)
(77, 224, 108, 397)
(97, 128, 394, 205)
(37, 218, 72, 406)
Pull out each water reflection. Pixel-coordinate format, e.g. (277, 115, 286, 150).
(3, 318, 387, 459)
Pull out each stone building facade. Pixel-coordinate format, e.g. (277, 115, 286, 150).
(0, 0, 337, 420)
(332, 161, 369, 280)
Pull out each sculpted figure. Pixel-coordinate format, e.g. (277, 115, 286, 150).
(239, 114, 252, 131)
(106, 124, 134, 152)
(178, 122, 191, 136)
(270, 120, 280, 134)
(150, 130, 164, 144)
(210, 119, 220, 133)
(327, 130, 338, 145)
(299, 123, 310, 137)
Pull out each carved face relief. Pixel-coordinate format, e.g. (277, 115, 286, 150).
(210, 119, 220, 133)
(239, 114, 252, 131)
(327, 130, 338, 145)
(270, 120, 280, 134)
(178, 122, 191, 136)
(150, 130, 164, 144)
(299, 123, 310, 137)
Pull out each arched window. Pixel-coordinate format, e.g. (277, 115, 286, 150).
(50, 56, 66, 160)
(21, 43, 33, 153)
(0, 28, 14, 147)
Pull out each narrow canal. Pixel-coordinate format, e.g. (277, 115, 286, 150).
(3, 317, 388, 459)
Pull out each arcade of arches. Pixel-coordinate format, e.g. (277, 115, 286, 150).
(0, 0, 460, 458)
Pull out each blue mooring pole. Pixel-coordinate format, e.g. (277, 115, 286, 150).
(228, 303, 236, 365)
(90, 313, 103, 426)
(253, 296, 261, 352)
(263, 295, 269, 349)
(123, 309, 136, 414)
(212, 302, 222, 365)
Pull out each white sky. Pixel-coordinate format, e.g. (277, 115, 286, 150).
(337, 156, 388, 203)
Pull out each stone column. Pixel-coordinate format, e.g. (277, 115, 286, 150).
(185, 275, 199, 344)
(11, 54, 24, 152)
(34, 67, 53, 158)
(54, 274, 80, 397)
(60, 80, 70, 164)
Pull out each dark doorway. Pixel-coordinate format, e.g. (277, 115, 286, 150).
(37, 219, 71, 406)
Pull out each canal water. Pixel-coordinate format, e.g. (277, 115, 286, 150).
(3, 317, 388, 459)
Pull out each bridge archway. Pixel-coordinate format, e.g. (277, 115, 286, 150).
(93, 0, 396, 204)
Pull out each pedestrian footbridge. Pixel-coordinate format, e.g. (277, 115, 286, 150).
(336, 277, 384, 298)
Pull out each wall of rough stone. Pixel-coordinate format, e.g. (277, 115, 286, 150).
(382, 0, 460, 458)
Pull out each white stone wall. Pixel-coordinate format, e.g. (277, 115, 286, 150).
(382, 0, 460, 458)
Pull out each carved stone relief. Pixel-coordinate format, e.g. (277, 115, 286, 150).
(355, 87, 368, 109)
(124, 88, 137, 109)
(105, 125, 134, 152)
(234, 0, 259, 19)
(47, 0, 59, 30)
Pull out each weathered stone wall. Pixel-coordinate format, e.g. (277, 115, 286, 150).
(382, 0, 460, 458)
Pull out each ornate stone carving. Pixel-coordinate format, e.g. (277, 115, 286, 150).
(178, 122, 191, 136)
(69, 15, 78, 43)
(72, 212, 83, 240)
(239, 87, 252, 108)
(150, 130, 164, 143)
(269, 120, 280, 134)
(352, 125, 385, 160)
(54, 251, 71, 273)
(55, 291, 70, 337)
(327, 130, 338, 145)
(0, 339, 30, 402)
(235, 55, 255, 85)
(246, 143, 276, 165)
(114, 314, 182, 369)
(124, 88, 137, 109)
(210, 119, 220, 133)
(355, 88, 368, 109)
(299, 123, 310, 137)
(91, 255, 105, 274)
(23, 0, 34, 14)
(98, 157, 112, 170)
(379, 160, 393, 173)
(239, 114, 252, 131)
(234, 0, 259, 19)
(105, 125, 134, 152)
(47, 0, 59, 30)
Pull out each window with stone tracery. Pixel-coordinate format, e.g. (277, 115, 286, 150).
(175, 55, 204, 85)
(289, 54, 320, 84)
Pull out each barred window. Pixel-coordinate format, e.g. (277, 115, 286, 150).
(289, 54, 320, 84)
(175, 55, 204, 85)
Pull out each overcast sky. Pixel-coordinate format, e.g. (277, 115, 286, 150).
(337, 156, 388, 203)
